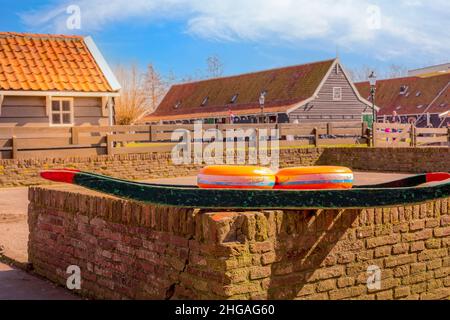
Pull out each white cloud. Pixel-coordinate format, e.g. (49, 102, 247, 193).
(20, 0, 450, 63)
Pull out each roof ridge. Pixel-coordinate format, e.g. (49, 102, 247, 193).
(174, 58, 337, 87)
(0, 31, 84, 40)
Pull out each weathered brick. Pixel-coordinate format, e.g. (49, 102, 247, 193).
(410, 262, 426, 274)
(249, 241, 274, 253)
(394, 286, 411, 299)
(434, 267, 450, 278)
(403, 273, 433, 285)
(393, 265, 410, 277)
(427, 259, 443, 271)
(425, 239, 441, 249)
(367, 235, 400, 249)
(420, 288, 450, 300)
(418, 249, 447, 262)
(409, 220, 425, 231)
(249, 266, 272, 280)
(410, 241, 425, 253)
(375, 246, 391, 258)
(425, 218, 439, 228)
(337, 277, 355, 288)
(392, 243, 409, 255)
(441, 215, 450, 227)
(329, 286, 365, 300)
(385, 254, 416, 268)
(376, 290, 393, 300)
(434, 227, 450, 238)
(317, 279, 337, 292)
(402, 229, 433, 242)
(261, 252, 277, 265)
(310, 266, 344, 281)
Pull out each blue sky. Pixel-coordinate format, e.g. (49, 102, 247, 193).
(1, 0, 449, 80)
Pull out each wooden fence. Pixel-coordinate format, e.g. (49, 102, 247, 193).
(0, 122, 448, 159)
(373, 123, 450, 148)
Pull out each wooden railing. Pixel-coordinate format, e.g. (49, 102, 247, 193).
(0, 122, 447, 159)
(373, 123, 450, 148)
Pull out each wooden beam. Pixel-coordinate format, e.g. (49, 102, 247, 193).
(45, 96, 52, 116)
(102, 96, 109, 117)
(0, 94, 3, 116)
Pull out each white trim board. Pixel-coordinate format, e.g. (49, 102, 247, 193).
(84, 36, 121, 92)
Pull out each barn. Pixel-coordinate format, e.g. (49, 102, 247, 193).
(142, 58, 375, 124)
(356, 73, 450, 128)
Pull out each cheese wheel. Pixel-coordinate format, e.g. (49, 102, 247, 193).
(198, 166, 276, 189)
(275, 166, 353, 190)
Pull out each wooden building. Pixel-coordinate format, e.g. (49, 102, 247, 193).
(142, 58, 375, 124)
(0, 32, 120, 127)
(356, 73, 450, 128)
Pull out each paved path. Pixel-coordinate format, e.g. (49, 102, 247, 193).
(0, 262, 79, 300)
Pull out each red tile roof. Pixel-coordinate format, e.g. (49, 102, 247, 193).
(0, 32, 113, 92)
(355, 74, 450, 116)
(143, 59, 335, 121)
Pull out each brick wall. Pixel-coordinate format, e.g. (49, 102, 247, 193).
(2, 147, 449, 188)
(28, 187, 450, 300)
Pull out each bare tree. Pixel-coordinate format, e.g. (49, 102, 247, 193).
(206, 55, 224, 78)
(385, 64, 408, 79)
(348, 64, 408, 82)
(348, 65, 377, 82)
(114, 64, 151, 125)
(144, 64, 167, 111)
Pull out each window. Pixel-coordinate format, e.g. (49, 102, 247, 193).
(201, 96, 209, 107)
(333, 87, 342, 101)
(399, 85, 409, 95)
(50, 98, 73, 126)
(230, 94, 239, 104)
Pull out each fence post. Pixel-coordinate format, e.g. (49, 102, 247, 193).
(106, 133, 113, 156)
(372, 123, 377, 148)
(410, 124, 416, 147)
(314, 127, 319, 147)
(327, 122, 333, 136)
(362, 122, 369, 146)
(71, 127, 79, 145)
(11, 136, 18, 159)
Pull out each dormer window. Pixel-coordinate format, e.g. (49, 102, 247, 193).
(201, 96, 209, 107)
(230, 94, 239, 104)
(174, 100, 181, 109)
(399, 85, 409, 95)
(416, 91, 421, 97)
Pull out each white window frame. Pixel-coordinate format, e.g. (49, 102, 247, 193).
(49, 97, 74, 127)
(333, 87, 342, 101)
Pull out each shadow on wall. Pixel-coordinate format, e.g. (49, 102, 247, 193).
(266, 209, 359, 299)
(216, 209, 360, 300)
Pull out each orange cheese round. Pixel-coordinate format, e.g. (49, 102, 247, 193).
(198, 166, 276, 189)
(275, 166, 353, 190)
